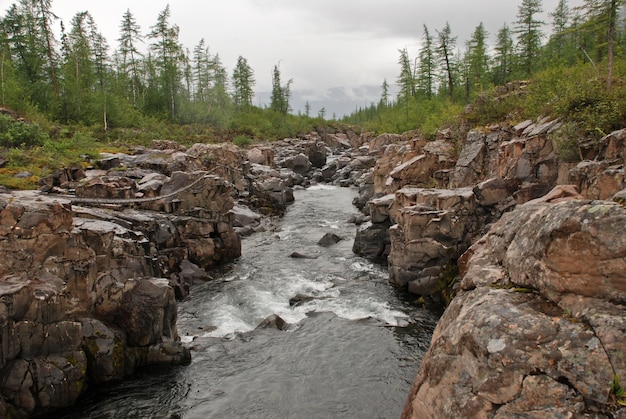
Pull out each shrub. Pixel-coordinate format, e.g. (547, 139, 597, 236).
(549, 122, 583, 162)
(0, 114, 49, 148)
(232, 135, 251, 148)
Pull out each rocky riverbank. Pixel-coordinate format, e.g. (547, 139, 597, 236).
(0, 127, 367, 417)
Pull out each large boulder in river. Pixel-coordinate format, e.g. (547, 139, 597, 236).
(402, 197, 626, 418)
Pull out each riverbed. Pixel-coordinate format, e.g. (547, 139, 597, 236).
(57, 185, 438, 419)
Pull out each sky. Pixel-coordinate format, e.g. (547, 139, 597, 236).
(2, 0, 585, 117)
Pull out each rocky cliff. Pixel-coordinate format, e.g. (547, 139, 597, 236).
(344, 117, 626, 417)
(0, 171, 245, 417)
(402, 195, 626, 418)
(0, 141, 251, 416)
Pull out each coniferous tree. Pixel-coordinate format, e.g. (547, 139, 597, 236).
(492, 24, 515, 85)
(208, 53, 229, 112)
(436, 22, 457, 101)
(396, 47, 415, 121)
(549, 0, 571, 61)
(379, 78, 390, 107)
(396, 47, 415, 102)
(117, 9, 143, 106)
(466, 22, 490, 99)
(515, 0, 544, 76)
(60, 11, 97, 122)
(417, 25, 436, 99)
(192, 38, 212, 103)
(33, 0, 59, 99)
(579, 0, 626, 90)
(4, 1, 56, 111)
(147, 5, 184, 118)
(270, 64, 292, 115)
(232, 55, 255, 110)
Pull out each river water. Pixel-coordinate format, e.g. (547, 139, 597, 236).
(58, 185, 438, 419)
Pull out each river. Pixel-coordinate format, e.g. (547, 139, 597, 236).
(57, 184, 438, 419)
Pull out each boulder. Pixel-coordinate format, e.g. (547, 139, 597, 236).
(403, 198, 626, 418)
(317, 232, 344, 247)
(256, 314, 288, 331)
(352, 221, 392, 260)
(75, 176, 137, 200)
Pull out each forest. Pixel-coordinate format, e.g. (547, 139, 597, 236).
(0, 0, 626, 189)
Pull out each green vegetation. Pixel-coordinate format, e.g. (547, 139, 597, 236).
(343, 0, 626, 139)
(610, 374, 626, 407)
(1, 0, 626, 189)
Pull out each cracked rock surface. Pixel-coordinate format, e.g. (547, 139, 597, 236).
(402, 199, 626, 418)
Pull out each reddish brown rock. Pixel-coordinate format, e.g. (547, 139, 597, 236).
(403, 199, 626, 418)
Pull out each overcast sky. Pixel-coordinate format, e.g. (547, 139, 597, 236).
(2, 0, 585, 116)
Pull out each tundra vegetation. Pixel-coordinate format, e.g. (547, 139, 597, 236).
(0, 0, 626, 188)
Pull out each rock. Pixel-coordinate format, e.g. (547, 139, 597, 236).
(151, 139, 186, 151)
(230, 204, 261, 228)
(368, 194, 395, 223)
(568, 160, 626, 200)
(352, 221, 391, 260)
(280, 153, 313, 175)
(403, 199, 626, 418)
(387, 187, 483, 292)
(317, 232, 343, 247)
(256, 314, 288, 331)
(289, 293, 316, 306)
(186, 143, 247, 189)
(0, 187, 237, 416)
(247, 147, 275, 166)
(75, 176, 137, 199)
(473, 177, 520, 206)
(289, 251, 319, 259)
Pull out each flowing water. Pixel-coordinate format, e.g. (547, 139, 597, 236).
(58, 185, 438, 419)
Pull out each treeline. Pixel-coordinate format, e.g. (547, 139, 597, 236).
(0, 2, 318, 142)
(344, 0, 626, 135)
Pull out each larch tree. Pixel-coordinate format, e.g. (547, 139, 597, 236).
(33, 0, 59, 99)
(232, 55, 255, 110)
(270, 63, 292, 115)
(148, 5, 184, 119)
(3, 1, 56, 111)
(514, 0, 544, 76)
(579, 0, 626, 91)
(466, 22, 490, 99)
(207, 53, 229, 114)
(396, 47, 415, 121)
(417, 24, 436, 99)
(117, 9, 143, 106)
(379, 78, 390, 107)
(59, 11, 97, 122)
(492, 24, 515, 85)
(396, 47, 415, 102)
(193, 38, 212, 103)
(550, 0, 571, 60)
(436, 22, 457, 101)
